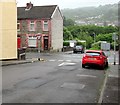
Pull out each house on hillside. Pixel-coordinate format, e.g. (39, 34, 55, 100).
(0, 0, 17, 60)
(17, 2, 63, 52)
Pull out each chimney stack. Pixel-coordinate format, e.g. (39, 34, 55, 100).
(26, 2, 33, 10)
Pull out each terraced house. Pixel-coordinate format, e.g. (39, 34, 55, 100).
(17, 2, 63, 52)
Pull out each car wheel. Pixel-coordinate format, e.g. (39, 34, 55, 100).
(105, 62, 108, 67)
(73, 51, 76, 53)
(82, 64, 85, 68)
(100, 65, 104, 70)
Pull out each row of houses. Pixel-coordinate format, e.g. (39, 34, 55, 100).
(17, 2, 63, 51)
(0, 0, 63, 60)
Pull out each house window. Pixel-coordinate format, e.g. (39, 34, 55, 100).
(43, 21, 48, 31)
(28, 36, 37, 47)
(17, 22, 20, 31)
(29, 21, 35, 31)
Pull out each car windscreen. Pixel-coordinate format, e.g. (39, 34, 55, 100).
(86, 52, 100, 56)
(76, 46, 82, 48)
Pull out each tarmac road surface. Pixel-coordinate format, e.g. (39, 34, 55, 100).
(2, 52, 116, 103)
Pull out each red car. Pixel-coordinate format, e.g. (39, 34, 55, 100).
(82, 50, 108, 69)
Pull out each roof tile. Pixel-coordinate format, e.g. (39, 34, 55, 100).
(17, 5, 57, 19)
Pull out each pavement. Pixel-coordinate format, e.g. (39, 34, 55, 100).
(1, 52, 119, 104)
(1, 53, 46, 66)
(101, 64, 119, 104)
(1, 58, 39, 66)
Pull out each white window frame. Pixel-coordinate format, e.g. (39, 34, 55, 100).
(29, 21, 35, 31)
(43, 21, 48, 31)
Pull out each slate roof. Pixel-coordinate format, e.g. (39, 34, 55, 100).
(17, 5, 57, 19)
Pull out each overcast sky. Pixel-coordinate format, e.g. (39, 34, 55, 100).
(16, 0, 120, 9)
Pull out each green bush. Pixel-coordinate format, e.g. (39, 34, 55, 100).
(63, 41, 69, 46)
(76, 42, 82, 45)
(76, 41, 85, 47)
(90, 43, 100, 50)
(89, 47, 100, 50)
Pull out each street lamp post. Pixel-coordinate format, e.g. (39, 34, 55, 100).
(37, 34, 41, 61)
(113, 33, 116, 65)
(93, 32, 96, 43)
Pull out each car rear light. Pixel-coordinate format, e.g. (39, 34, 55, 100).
(83, 54, 86, 57)
(97, 56, 103, 60)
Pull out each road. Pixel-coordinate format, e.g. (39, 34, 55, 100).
(2, 51, 118, 103)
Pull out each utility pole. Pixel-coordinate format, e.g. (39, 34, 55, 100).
(38, 40, 40, 61)
(93, 32, 96, 43)
(37, 34, 41, 61)
(113, 33, 116, 65)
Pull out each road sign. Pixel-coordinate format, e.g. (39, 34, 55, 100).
(101, 42, 110, 51)
(112, 33, 118, 40)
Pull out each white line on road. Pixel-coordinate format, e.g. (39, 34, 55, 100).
(66, 60, 72, 62)
(98, 70, 109, 103)
(76, 74, 97, 78)
(58, 62, 76, 67)
(58, 60, 64, 62)
(66, 62, 76, 65)
(58, 62, 65, 66)
(61, 83, 85, 90)
(109, 75, 118, 78)
(49, 60, 56, 62)
(48, 59, 81, 62)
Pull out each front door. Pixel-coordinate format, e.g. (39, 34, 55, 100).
(44, 36, 48, 50)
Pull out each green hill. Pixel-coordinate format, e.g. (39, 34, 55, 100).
(61, 3, 118, 23)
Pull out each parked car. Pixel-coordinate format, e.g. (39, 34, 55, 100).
(73, 45, 84, 53)
(82, 50, 108, 69)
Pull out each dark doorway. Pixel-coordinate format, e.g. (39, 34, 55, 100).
(44, 36, 48, 50)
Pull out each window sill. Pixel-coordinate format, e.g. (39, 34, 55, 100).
(29, 30, 36, 32)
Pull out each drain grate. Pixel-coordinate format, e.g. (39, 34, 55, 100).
(60, 83, 85, 90)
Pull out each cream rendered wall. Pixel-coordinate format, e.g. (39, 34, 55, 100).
(51, 7, 63, 51)
(0, 1, 2, 60)
(0, 0, 17, 60)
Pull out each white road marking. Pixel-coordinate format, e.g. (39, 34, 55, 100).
(66, 60, 72, 62)
(61, 83, 85, 90)
(58, 62, 65, 66)
(76, 74, 97, 78)
(58, 60, 64, 62)
(65, 62, 76, 65)
(49, 59, 56, 62)
(58, 62, 76, 67)
(109, 75, 118, 78)
(48, 59, 81, 63)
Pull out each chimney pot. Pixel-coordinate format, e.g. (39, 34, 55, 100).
(26, 2, 33, 10)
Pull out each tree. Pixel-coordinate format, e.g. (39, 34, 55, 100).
(63, 24, 118, 49)
(96, 33, 112, 43)
(63, 27, 73, 40)
(63, 16, 75, 26)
